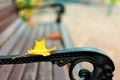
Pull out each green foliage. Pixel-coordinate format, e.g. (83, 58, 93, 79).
(15, 0, 42, 22)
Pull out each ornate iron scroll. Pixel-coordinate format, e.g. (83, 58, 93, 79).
(0, 47, 115, 80)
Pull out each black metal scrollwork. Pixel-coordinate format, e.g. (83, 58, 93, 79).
(53, 47, 115, 80)
(0, 47, 115, 80)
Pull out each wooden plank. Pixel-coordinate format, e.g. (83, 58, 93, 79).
(8, 27, 38, 80)
(21, 63, 38, 80)
(37, 24, 53, 80)
(50, 23, 69, 80)
(0, 6, 16, 21)
(8, 64, 26, 80)
(21, 26, 40, 80)
(0, 13, 17, 32)
(0, 2, 17, 32)
(0, 25, 27, 80)
(0, 2, 11, 9)
(7, 28, 32, 80)
(38, 62, 52, 80)
(0, 13, 17, 26)
(7, 26, 43, 80)
(53, 65, 69, 80)
(0, 18, 22, 47)
(0, 23, 26, 55)
(52, 40, 69, 80)
(37, 24, 46, 39)
(0, 3, 16, 14)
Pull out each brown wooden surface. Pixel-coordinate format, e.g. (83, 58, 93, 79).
(0, 2, 17, 32)
(0, 21, 70, 80)
(0, 19, 22, 47)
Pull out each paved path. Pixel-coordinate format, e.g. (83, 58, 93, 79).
(63, 4, 120, 80)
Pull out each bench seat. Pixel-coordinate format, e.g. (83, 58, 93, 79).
(0, 21, 72, 80)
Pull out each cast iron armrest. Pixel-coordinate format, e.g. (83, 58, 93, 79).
(0, 47, 115, 80)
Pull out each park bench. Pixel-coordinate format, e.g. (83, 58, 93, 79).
(0, 2, 115, 80)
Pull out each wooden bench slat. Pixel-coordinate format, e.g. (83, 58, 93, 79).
(21, 26, 42, 80)
(0, 18, 22, 47)
(0, 65, 13, 80)
(39, 62, 52, 80)
(0, 24, 26, 55)
(8, 64, 26, 80)
(22, 63, 38, 80)
(22, 26, 48, 80)
(0, 3, 9, 10)
(53, 65, 69, 80)
(50, 23, 69, 80)
(36, 23, 68, 80)
(0, 12, 17, 22)
(0, 5, 16, 21)
(39, 24, 55, 80)
(0, 26, 29, 80)
(0, 2, 13, 10)
(29, 24, 51, 80)
(36, 25, 48, 80)
(8, 27, 39, 80)
(38, 24, 46, 40)
(0, 3, 17, 32)
(0, 13, 17, 32)
(7, 28, 33, 80)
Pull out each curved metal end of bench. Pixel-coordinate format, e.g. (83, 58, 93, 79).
(0, 47, 115, 80)
(51, 47, 115, 80)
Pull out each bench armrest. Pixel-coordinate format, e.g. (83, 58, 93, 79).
(0, 47, 115, 80)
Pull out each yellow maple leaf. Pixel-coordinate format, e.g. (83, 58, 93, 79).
(28, 39, 56, 56)
(12, 39, 56, 59)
